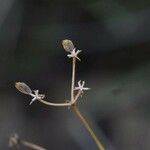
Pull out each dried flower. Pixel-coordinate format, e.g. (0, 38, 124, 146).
(9, 133, 20, 148)
(62, 39, 82, 61)
(62, 39, 75, 52)
(9, 133, 47, 150)
(67, 48, 82, 61)
(15, 82, 32, 95)
(15, 82, 45, 105)
(30, 90, 45, 105)
(74, 80, 90, 93)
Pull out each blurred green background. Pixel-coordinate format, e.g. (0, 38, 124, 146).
(0, 0, 150, 149)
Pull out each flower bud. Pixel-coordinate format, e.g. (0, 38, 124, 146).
(62, 39, 75, 52)
(15, 82, 32, 95)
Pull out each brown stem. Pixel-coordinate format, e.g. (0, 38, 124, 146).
(38, 99, 71, 107)
(21, 140, 47, 150)
(71, 57, 76, 103)
(72, 106, 105, 150)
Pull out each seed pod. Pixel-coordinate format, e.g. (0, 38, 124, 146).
(15, 82, 32, 95)
(62, 39, 75, 52)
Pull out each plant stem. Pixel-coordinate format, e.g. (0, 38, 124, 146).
(38, 99, 71, 107)
(71, 57, 76, 103)
(72, 106, 105, 150)
(21, 140, 47, 150)
(72, 90, 81, 104)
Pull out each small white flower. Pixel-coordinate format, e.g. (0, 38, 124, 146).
(29, 90, 45, 105)
(67, 48, 82, 61)
(74, 80, 90, 93)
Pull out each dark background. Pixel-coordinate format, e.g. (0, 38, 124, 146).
(0, 0, 150, 149)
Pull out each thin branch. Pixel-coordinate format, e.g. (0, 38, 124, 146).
(9, 133, 47, 150)
(72, 90, 82, 104)
(21, 140, 47, 150)
(72, 106, 105, 150)
(71, 57, 76, 103)
(38, 99, 71, 107)
(37, 91, 81, 107)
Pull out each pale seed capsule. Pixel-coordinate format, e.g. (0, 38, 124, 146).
(15, 82, 32, 95)
(62, 39, 75, 52)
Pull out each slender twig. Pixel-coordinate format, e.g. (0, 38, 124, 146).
(38, 99, 71, 107)
(72, 90, 81, 104)
(9, 133, 47, 150)
(71, 57, 76, 103)
(21, 140, 47, 150)
(72, 106, 105, 150)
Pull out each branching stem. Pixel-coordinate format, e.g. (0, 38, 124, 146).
(72, 90, 81, 104)
(14, 40, 106, 150)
